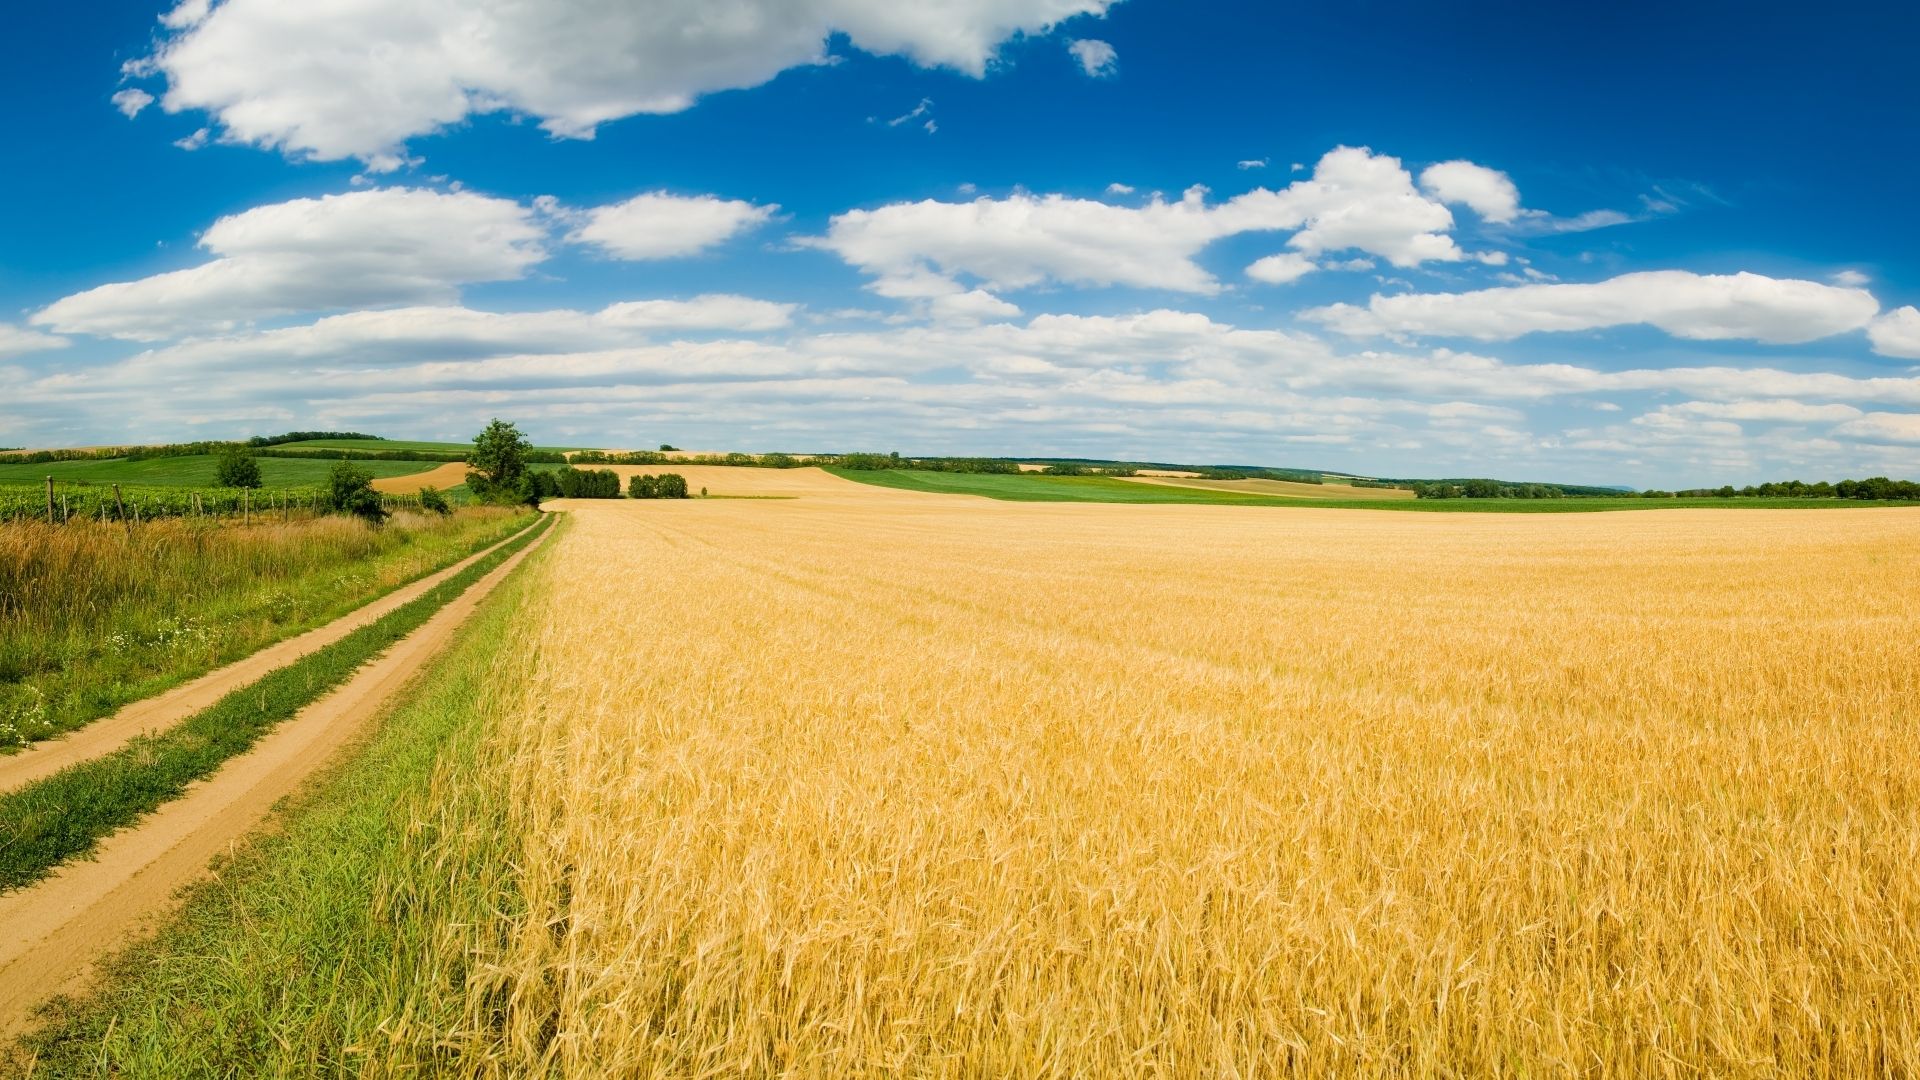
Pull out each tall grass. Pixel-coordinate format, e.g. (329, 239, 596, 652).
(21, 496, 1920, 1075)
(0, 508, 525, 749)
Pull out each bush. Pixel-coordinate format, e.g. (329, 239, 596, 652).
(417, 486, 452, 515)
(327, 459, 387, 523)
(214, 450, 263, 489)
(628, 473, 690, 499)
(554, 467, 621, 498)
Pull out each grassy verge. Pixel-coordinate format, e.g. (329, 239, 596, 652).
(828, 468, 1918, 512)
(9, 515, 555, 1077)
(0, 513, 550, 894)
(1, 509, 529, 750)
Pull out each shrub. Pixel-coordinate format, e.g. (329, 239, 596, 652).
(628, 473, 690, 499)
(417, 486, 452, 515)
(555, 467, 621, 498)
(214, 449, 263, 489)
(327, 459, 387, 523)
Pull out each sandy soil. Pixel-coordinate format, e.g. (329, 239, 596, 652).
(1134, 469, 1203, 478)
(370, 461, 469, 494)
(0, 520, 553, 1037)
(0, 521, 539, 795)
(1121, 476, 1416, 500)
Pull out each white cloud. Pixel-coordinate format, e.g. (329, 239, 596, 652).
(884, 98, 935, 132)
(111, 89, 154, 118)
(1067, 38, 1117, 77)
(1418, 160, 1520, 223)
(1666, 399, 1863, 423)
(173, 127, 210, 151)
(809, 186, 1232, 297)
(1831, 269, 1870, 288)
(143, 0, 1117, 168)
(1834, 412, 1920, 444)
(1217, 146, 1471, 267)
(1868, 306, 1920, 359)
(1246, 253, 1315, 285)
(1309, 271, 1881, 345)
(811, 146, 1492, 306)
(0, 323, 69, 359)
(565, 192, 776, 260)
(1105, 182, 1134, 195)
(18, 300, 1920, 483)
(57, 298, 800, 394)
(32, 188, 545, 340)
(1236, 158, 1268, 170)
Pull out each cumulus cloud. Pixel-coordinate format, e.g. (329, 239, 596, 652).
(140, 0, 1117, 168)
(32, 188, 546, 340)
(1868, 306, 1920, 359)
(1217, 146, 1474, 267)
(0, 323, 69, 359)
(1245, 253, 1315, 284)
(810, 146, 1497, 305)
(565, 192, 776, 260)
(1308, 271, 1880, 345)
(111, 88, 154, 118)
(1067, 39, 1117, 77)
(1417, 160, 1521, 223)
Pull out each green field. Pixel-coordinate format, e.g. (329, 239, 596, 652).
(827, 469, 1912, 512)
(0, 455, 438, 488)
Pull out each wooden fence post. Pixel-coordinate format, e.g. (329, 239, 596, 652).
(61, 493, 69, 524)
(45, 476, 54, 522)
(244, 488, 251, 526)
(113, 484, 126, 521)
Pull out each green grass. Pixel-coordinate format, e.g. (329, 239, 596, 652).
(827, 469, 1917, 512)
(10, 517, 556, 1075)
(0, 513, 550, 895)
(0, 455, 437, 488)
(2, 509, 531, 750)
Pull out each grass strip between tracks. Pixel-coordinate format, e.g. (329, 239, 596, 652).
(0, 512, 552, 893)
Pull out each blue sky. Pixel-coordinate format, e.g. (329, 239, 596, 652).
(3, 0, 1918, 485)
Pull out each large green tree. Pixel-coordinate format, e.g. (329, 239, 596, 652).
(466, 418, 535, 504)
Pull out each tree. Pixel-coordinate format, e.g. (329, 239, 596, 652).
(417, 485, 452, 515)
(468, 419, 530, 493)
(215, 449, 263, 489)
(327, 458, 387, 522)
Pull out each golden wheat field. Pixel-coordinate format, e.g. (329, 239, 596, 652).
(471, 472, 1920, 1077)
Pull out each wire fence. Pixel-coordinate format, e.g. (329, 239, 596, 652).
(0, 480, 433, 524)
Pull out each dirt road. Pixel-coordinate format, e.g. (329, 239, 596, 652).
(0, 517, 541, 795)
(0, 519, 553, 1037)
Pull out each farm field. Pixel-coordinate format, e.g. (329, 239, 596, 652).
(25, 480, 1920, 1076)
(832, 467, 1909, 511)
(0, 454, 439, 488)
(1122, 475, 1418, 499)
